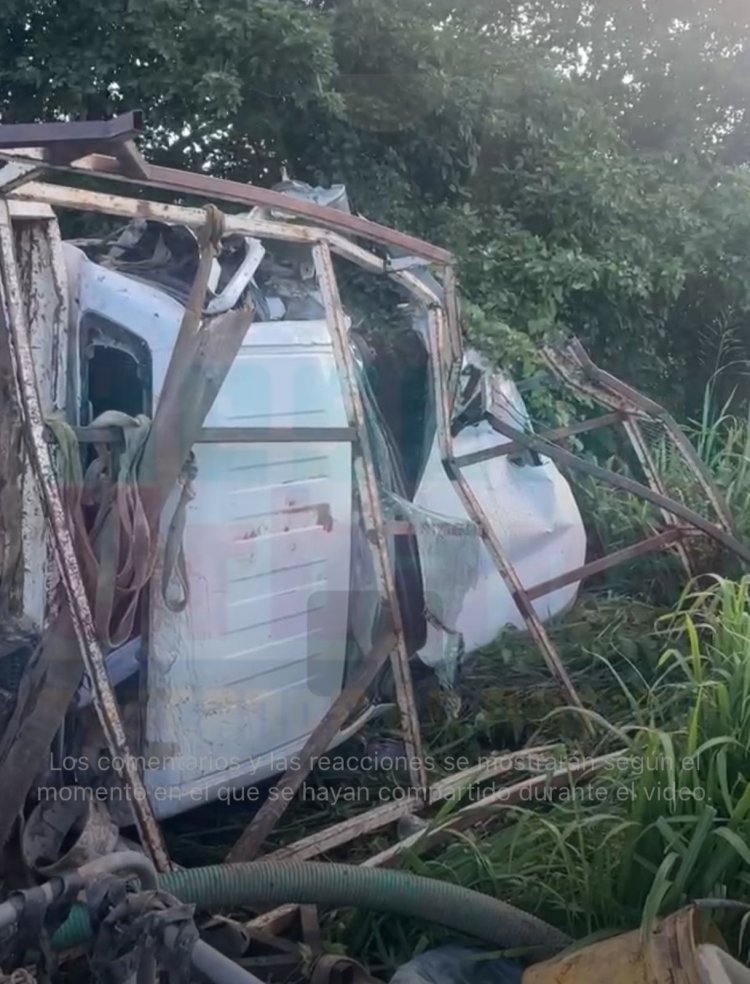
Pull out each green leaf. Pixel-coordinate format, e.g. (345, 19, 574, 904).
(640, 853, 678, 938)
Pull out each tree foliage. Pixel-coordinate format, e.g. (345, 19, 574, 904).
(2, 0, 750, 412)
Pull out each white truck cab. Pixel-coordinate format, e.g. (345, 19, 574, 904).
(20, 189, 585, 820)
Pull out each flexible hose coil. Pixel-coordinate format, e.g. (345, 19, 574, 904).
(52, 860, 569, 953)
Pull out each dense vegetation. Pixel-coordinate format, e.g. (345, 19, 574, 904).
(7, 0, 750, 976)
(3, 1, 750, 411)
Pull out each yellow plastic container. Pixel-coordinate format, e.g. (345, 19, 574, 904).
(523, 907, 725, 984)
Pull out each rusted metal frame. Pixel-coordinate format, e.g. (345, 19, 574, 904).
(314, 241, 426, 786)
(566, 338, 739, 537)
(225, 629, 397, 863)
(487, 415, 750, 565)
(468, 362, 693, 577)
(264, 799, 416, 865)
(455, 411, 625, 469)
(543, 338, 738, 539)
(264, 744, 557, 863)
(248, 750, 624, 936)
(17, 216, 69, 626)
(221, 250, 436, 861)
(389, 266, 459, 417)
(391, 263, 461, 361)
(0, 278, 24, 618)
(112, 157, 452, 262)
(389, 268, 444, 307)
(622, 418, 694, 578)
(0, 200, 171, 869)
(0, 111, 143, 150)
(539, 342, 648, 419)
(426, 745, 557, 799)
(8, 183, 452, 312)
(9, 182, 392, 274)
(526, 528, 698, 601)
(425, 307, 588, 715)
(362, 750, 626, 869)
(0, 145, 452, 264)
(157, 205, 226, 416)
(563, 337, 666, 418)
(441, 263, 464, 368)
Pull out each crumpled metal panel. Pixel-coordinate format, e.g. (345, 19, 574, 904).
(413, 351, 586, 670)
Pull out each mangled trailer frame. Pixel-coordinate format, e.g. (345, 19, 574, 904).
(0, 113, 747, 920)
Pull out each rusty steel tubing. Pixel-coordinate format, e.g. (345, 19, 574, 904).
(313, 242, 426, 790)
(425, 306, 589, 719)
(0, 130, 452, 264)
(0, 200, 171, 870)
(543, 338, 739, 539)
(525, 528, 696, 601)
(225, 630, 397, 863)
(487, 415, 750, 565)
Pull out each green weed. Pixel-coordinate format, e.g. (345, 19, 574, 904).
(330, 578, 750, 967)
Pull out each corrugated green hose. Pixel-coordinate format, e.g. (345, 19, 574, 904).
(52, 860, 569, 953)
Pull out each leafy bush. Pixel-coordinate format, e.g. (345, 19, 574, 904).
(6, 1, 750, 413)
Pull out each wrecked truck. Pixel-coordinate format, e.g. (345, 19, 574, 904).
(0, 177, 584, 822)
(0, 114, 746, 878)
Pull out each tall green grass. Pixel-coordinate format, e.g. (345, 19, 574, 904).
(425, 577, 750, 938)
(684, 391, 750, 542)
(330, 577, 750, 967)
(570, 388, 750, 598)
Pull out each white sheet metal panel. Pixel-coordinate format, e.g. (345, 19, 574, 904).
(414, 367, 586, 668)
(75, 259, 352, 816)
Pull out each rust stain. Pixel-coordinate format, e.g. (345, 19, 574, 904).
(317, 503, 334, 532)
(280, 502, 334, 532)
(135, 199, 158, 218)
